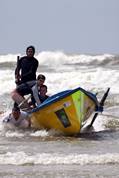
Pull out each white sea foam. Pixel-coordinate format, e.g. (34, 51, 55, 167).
(0, 52, 117, 95)
(0, 152, 118, 165)
(0, 52, 118, 133)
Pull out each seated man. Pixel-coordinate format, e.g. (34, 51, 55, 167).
(11, 74, 46, 109)
(30, 84, 49, 108)
(3, 106, 31, 129)
(31, 75, 47, 106)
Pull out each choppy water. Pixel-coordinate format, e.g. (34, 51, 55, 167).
(0, 51, 119, 178)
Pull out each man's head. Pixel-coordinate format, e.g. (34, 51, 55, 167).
(26, 46, 35, 57)
(37, 74, 46, 87)
(12, 106, 20, 120)
(40, 85, 48, 96)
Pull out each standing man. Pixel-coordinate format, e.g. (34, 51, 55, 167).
(11, 46, 39, 109)
(15, 45, 39, 85)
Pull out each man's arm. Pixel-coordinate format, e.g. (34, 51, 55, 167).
(32, 85, 41, 105)
(3, 114, 11, 123)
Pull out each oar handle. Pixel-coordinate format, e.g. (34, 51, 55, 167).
(100, 88, 110, 106)
(18, 95, 31, 107)
(15, 56, 21, 85)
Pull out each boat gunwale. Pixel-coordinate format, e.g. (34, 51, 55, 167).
(29, 86, 98, 114)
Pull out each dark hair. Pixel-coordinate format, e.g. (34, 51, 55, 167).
(26, 45, 35, 55)
(37, 74, 46, 81)
(40, 84, 47, 90)
(12, 106, 20, 112)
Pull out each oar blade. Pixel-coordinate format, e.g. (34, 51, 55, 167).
(84, 88, 110, 130)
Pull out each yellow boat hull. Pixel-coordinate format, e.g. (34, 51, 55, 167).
(30, 87, 98, 135)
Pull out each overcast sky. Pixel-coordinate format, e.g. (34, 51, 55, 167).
(0, 0, 119, 54)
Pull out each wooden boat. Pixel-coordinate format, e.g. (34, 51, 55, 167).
(30, 87, 110, 135)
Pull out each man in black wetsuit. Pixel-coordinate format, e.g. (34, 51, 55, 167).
(11, 46, 39, 109)
(15, 45, 38, 84)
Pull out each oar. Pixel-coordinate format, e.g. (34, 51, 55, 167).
(86, 87, 110, 129)
(18, 95, 31, 108)
(15, 56, 20, 85)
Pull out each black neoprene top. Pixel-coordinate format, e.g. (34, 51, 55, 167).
(15, 56, 39, 83)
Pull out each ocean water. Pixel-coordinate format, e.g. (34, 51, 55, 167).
(0, 51, 119, 178)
